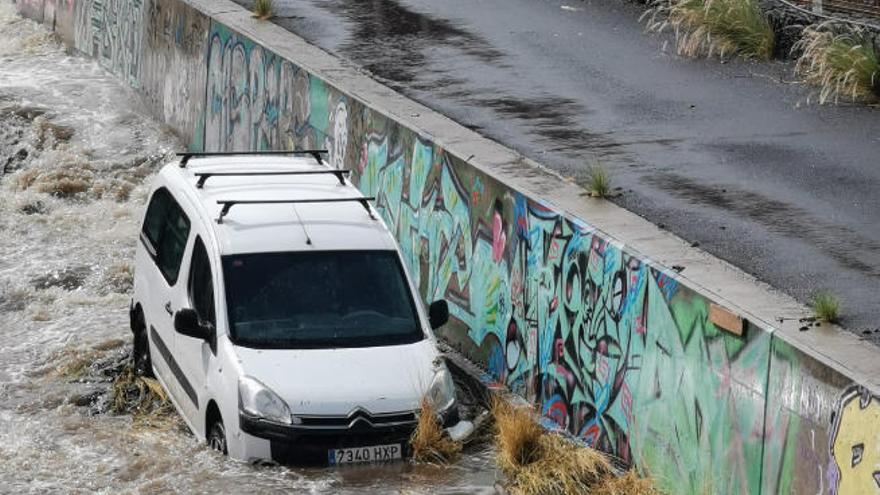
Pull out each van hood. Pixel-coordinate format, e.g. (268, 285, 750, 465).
(234, 339, 441, 415)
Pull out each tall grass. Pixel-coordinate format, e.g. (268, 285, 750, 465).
(795, 25, 880, 104)
(811, 291, 841, 323)
(492, 398, 660, 495)
(587, 165, 613, 198)
(252, 0, 273, 20)
(410, 399, 461, 463)
(644, 0, 774, 60)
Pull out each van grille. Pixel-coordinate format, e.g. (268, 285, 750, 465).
(295, 408, 417, 430)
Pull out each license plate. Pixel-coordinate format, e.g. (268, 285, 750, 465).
(328, 443, 402, 465)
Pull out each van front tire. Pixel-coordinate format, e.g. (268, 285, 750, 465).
(208, 419, 228, 455)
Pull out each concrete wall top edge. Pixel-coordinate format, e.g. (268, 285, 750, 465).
(186, 0, 880, 392)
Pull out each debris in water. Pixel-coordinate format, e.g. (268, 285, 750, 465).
(101, 263, 134, 294)
(410, 398, 462, 464)
(593, 470, 661, 495)
(109, 361, 181, 430)
(51, 346, 108, 378)
(18, 198, 47, 215)
(492, 398, 659, 495)
(0, 285, 29, 312)
(30, 265, 91, 291)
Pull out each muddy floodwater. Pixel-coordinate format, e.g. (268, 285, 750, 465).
(0, 2, 496, 492)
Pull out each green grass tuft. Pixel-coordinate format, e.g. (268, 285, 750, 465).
(644, 0, 774, 60)
(587, 165, 612, 198)
(252, 0, 273, 20)
(795, 25, 880, 104)
(812, 292, 841, 324)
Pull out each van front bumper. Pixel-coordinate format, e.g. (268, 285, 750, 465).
(239, 405, 459, 465)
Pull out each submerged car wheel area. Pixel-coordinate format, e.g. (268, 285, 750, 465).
(130, 150, 457, 465)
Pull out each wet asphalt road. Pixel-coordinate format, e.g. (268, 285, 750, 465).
(239, 0, 880, 336)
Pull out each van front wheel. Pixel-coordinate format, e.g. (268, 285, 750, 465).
(207, 419, 228, 456)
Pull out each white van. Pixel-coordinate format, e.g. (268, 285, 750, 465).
(129, 151, 457, 465)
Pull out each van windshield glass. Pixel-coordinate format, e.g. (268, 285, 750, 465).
(222, 251, 424, 349)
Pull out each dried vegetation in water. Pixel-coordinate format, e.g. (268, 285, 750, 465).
(410, 398, 461, 464)
(492, 398, 660, 495)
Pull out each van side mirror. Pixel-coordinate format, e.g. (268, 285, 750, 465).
(174, 308, 211, 341)
(428, 300, 449, 330)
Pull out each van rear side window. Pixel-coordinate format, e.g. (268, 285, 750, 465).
(141, 187, 191, 285)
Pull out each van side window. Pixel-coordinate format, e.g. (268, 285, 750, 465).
(188, 236, 216, 329)
(141, 187, 191, 285)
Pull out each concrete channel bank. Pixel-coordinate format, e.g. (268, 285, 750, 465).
(11, 0, 880, 492)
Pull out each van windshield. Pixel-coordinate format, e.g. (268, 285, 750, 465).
(222, 250, 424, 349)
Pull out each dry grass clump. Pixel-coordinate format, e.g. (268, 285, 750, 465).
(52, 347, 104, 378)
(110, 362, 173, 421)
(494, 398, 544, 472)
(644, 0, 774, 60)
(410, 398, 461, 463)
(811, 291, 841, 323)
(593, 470, 662, 495)
(91, 178, 135, 202)
(252, 0, 273, 20)
(795, 25, 880, 104)
(102, 263, 134, 294)
(15, 167, 94, 198)
(493, 398, 635, 495)
(50, 340, 123, 378)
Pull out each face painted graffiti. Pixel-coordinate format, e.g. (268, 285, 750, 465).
(830, 386, 880, 494)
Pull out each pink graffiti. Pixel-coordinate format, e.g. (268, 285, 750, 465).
(510, 266, 524, 309)
(621, 384, 634, 425)
(492, 210, 506, 262)
(635, 315, 647, 335)
(357, 142, 367, 172)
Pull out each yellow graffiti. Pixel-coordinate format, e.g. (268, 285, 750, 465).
(832, 389, 880, 494)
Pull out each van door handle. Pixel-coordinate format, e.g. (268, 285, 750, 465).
(164, 302, 173, 316)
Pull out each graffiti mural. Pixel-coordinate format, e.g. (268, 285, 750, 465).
(140, 0, 208, 147)
(74, 0, 145, 85)
(830, 387, 880, 494)
(204, 23, 356, 161)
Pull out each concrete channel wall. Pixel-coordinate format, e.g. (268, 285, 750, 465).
(13, 0, 880, 492)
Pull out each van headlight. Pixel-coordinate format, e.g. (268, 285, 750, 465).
(238, 376, 292, 425)
(427, 368, 456, 413)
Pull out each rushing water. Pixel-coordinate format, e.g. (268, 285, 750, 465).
(0, 3, 497, 492)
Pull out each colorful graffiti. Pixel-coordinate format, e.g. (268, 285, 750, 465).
(74, 0, 145, 86)
(204, 23, 354, 168)
(140, 0, 208, 147)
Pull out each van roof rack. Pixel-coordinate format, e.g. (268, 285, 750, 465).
(177, 150, 327, 167)
(215, 197, 377, 224)
(195, 170, 350, 188)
